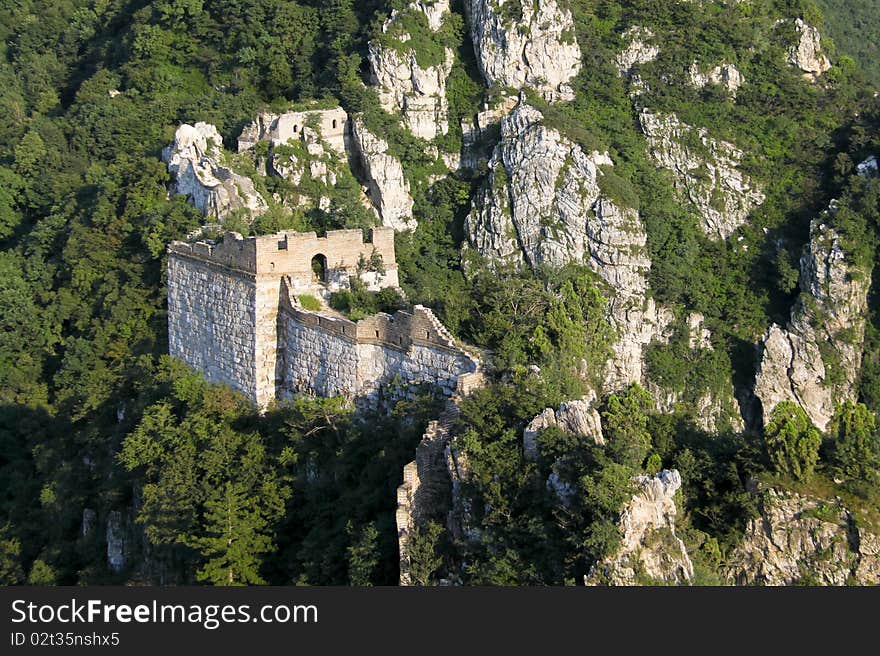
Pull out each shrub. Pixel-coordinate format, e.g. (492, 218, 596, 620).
(298, 294, 322, 311)
(764, 401, 822, 482)
(826, 401, 880, 483)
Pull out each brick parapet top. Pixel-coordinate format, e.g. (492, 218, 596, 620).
(167, 226, 397, 276)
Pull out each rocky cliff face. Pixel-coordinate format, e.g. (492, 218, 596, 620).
(639, 110, 765, 240)
(785, 18, 831, 79)
(162, 122, 268, 220)
(465, 101, 674, 391)
(465, 102, 647, 282)
(369, 0, 454, 141)
(351, 117, 416, 231)
(467, 0, 581, 101)
(726, 488, 880, 585)
(523, 390, 605, 460)
(754, 216, 870, 432)
(586, 470, 694, 586)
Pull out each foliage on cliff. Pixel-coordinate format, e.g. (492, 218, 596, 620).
(2, 0, 880, 586)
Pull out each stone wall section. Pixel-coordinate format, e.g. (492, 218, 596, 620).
(396, 371, 485, 585)
(167, 255, 258, 401)
(277, 281, 479, 403)
(168, 230, 475, 407)
(237, 107, 349, 156)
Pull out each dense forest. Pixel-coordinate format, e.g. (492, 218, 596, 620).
(1, 0, 880, 586)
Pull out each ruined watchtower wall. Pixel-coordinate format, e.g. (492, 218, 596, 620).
(277, 279, 479, 403)
(237, 107, 349, 156)
(167, 227, 399, 406)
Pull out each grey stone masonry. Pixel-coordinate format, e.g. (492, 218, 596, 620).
(277, 278, 479, 404)
(167, 227, 478, 408)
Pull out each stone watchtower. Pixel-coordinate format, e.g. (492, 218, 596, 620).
(167, 227, 399, 406)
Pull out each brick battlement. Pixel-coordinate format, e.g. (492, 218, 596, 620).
(167, 226, 397, 281)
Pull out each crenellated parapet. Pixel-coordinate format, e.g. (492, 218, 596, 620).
(168, 226, 399, 290)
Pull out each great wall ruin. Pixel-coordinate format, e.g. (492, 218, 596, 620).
(166, 221, 483, 584)
(163, 100, 492, 584)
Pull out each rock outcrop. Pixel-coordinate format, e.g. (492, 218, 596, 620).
(460, 95, 518, 171)
(726, 488, 880, 585)
(639, 110, 765, 240)
(586, 470, 694, 586)
(350, 117, 416, 231)
(754, 216, 870, 432)
(162, 122, 268, 220)
(786, 18, 831, 79)
(369, 0, 454, 140)
(688, 61, 744, 97)
(465, 102, 646, 279)
(467, 0, 581, 101)
(523, 391, 604, 459)
(465, 101, 671, 391)
(616, 26, 659, 77)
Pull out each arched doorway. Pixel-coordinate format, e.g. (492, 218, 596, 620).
(311, 254, 327, 283)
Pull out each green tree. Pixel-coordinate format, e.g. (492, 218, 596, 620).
(404, 521, 443, 586)
(602, 384, 655, 469)
(764, 401, 822, 482)
(826, 401, 880, 483)
(346, 522, 379, 586)
(0, 526, 24, 584)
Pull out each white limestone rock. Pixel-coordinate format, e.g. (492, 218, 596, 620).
(786, 18, 831, 79)
(369, 0, 454, 140)
(465, 103, 646, 279)
(350, 117, 417, 231)
(726, 488, 880, 585)
(523, 391, 604, 460)
(467, 0, 581, 101)
(639, 110, 765, 240)
(586, 470, 694, 586)
(857, 156, 879, 178)
(754, 217, 870, 432)
(688, 61, 744, 97)
(162, 122, 268, 220)
(616, 26, 659, 77)
(465, 101, 671, 392)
